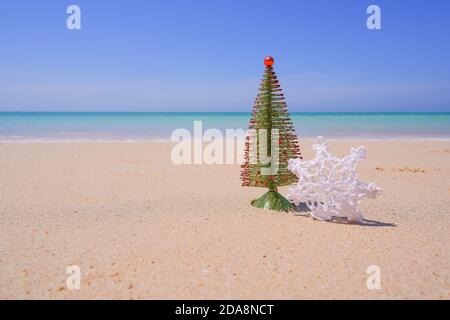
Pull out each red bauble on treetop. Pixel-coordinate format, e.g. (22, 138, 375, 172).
(264, 56, 274, 67)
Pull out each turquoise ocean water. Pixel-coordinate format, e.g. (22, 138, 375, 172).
(0, 112, 449, 141)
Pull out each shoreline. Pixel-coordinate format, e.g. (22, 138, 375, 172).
(2, 137, 450, 143)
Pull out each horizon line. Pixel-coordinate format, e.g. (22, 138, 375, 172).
(1, 111, 450, 114)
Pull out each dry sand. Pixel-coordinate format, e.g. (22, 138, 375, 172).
(0, 140, 449, 299)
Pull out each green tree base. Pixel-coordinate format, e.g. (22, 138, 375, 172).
(251, 190, 294, 211)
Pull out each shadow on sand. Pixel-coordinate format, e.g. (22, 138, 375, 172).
(290, 203, 397, 228)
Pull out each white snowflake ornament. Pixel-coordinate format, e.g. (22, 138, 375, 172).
(287, 136, 382, 223)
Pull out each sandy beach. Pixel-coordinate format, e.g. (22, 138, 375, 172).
(0, 140, 449, 299)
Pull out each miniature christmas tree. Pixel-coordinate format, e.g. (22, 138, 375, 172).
(241, 56, 302, 211)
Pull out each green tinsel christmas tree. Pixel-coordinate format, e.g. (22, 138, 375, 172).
(241, 56, 302, 211)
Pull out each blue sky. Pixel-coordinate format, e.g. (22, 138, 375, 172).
(1, 0, 450, 112)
